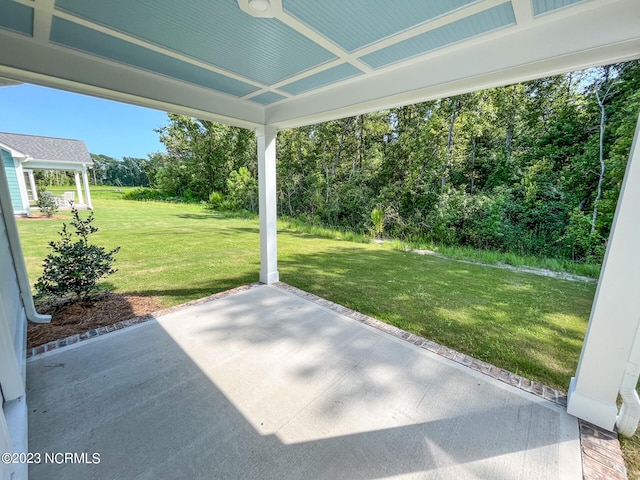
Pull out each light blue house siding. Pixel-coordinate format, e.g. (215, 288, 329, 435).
(1, 148, 24, 212)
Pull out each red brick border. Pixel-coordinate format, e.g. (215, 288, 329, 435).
(27, 281, 629, 479)
(579, 421, 628, 480)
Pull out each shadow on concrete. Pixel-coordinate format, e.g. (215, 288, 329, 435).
(27, 285, 580, 480)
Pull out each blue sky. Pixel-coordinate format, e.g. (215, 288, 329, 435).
(0, 83, 168, 159)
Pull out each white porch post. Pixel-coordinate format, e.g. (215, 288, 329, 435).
(256, 125, 279, 284)
(567, 116, 640, 433)
(26, 169, 37, 202)
(74, 171, 84, 205)
(81, 166, 93, 209)
(14, 162, 30, 214)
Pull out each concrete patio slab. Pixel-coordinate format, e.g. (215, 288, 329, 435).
(27, 284, 582, 479)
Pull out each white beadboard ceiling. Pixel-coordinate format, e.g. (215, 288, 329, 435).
(0, 0, 638, 129)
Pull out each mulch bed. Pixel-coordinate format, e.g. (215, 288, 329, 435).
(16, 214, 67, 221)
(28, 293, 162, 349)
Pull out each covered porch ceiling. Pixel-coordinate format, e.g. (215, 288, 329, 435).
(0, 0, 638, 130)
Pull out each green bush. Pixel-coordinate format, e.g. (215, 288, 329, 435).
(34, 206, 120, 302)
(36, 190, 58, 217)
(226, 167, 258, 212)
(371, 208, 384, 239)
(208, 191, 225, 209)
(122, 187, 163, 201)
(561, 207, 605, 263)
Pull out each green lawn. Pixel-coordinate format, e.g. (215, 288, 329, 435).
(21, 187, 261, 305)
(19, 186, 595, 392)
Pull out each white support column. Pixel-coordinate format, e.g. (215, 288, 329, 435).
(14, 162, 30, 214)
(256, 125, 279, 284)
(82, 166, 93, 209)
(74, 171, 84, 206)
(567, 116, 640, 432)
(26, 169, 37, 202)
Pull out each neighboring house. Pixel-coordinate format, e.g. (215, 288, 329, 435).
(0, 132, 93, 215)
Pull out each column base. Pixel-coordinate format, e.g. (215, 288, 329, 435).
(567, 377, 618, 431)
(260, 270, 279, 285)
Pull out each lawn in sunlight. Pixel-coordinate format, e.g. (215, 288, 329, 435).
(18, 187, 595, 391)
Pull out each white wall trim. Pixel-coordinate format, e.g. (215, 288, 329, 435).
(13, 159, 31, 214)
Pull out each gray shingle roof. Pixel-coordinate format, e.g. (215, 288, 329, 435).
(0, 132, 93, 165)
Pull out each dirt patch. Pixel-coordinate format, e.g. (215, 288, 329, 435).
(28, 293, 162, 348)
(411, 249, 596, 283)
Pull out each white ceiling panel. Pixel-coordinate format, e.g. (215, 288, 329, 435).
(0, 0, 637, 129)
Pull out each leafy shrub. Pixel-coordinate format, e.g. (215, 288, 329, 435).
(182, 188, 197, 202)
(35, 206, 120, 302)
(122, 187, 163, 201)
(208, 191, 224, 209)
(226, 167, 258, 211)
(561, 208, 605, 263)
(36, 190, 58, 217)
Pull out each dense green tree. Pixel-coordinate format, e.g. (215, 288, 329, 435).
(90, 154, 150, 187)
(155, 114, 256, 201)
(152, 61, 639, 264)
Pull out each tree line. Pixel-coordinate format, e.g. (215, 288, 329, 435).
(121, 61, 640, 264)
(35, 154, 150, 188)
(89, 154, 151, 187)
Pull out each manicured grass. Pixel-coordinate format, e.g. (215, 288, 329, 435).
(18, 187, 594, 392)
(620, 435, 640, 480)
(19, 187, 261, 306)
(279, 216, 601, 278)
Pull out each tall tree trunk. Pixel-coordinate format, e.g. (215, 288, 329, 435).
(326, 118, 351, 202)
(350, 115, 365, 181)
(441, 98, 459, 194)
(297, 131, 305, 175)
(505, 84, 517, 164)
(470, 135, 477, 194)
(591, 90, 607, 235)
(591, 67, 615, 236)
(322, 140, 329, 204)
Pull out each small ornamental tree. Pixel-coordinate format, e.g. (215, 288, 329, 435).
(35, 206, 120, 302)
(36, 190, 58, 218)
(371, 207, 384, 240)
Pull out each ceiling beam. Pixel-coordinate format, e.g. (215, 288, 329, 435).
(266, 37, 640, 129)
(0, 32, 266, 129)
(31, 0, 55, 43)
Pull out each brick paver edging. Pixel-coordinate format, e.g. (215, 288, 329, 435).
(27, 281, 628, 479)
(272, 282, 628, 480)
